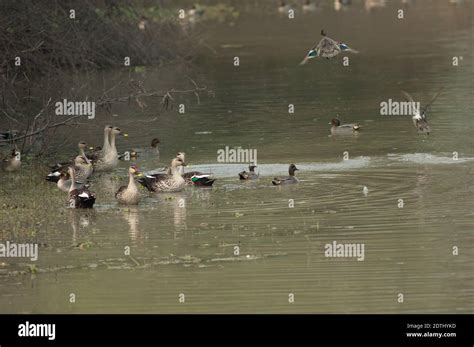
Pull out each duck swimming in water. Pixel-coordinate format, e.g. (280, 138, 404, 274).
(2, 148, 21, 172)
(138, 157, 187, 193)
(119, 137, 160, 161)
(47, 141, 93, 183)
(90, 126, 125, 171)
(67, 167, 96, 209)
(401, 89, 443, 135)
(238, 164, 259, 180)
(272, 164, 299, 185)
(169, 152, 216, 186)
(115, 165, 141, 205)
(53, 156, 92, 192)
(300, 30, 358, 65)
(302, 0, 319, 12)
(49, 141, 88, 173)
(329, 118, 361, 135)
(278, 0, 292, 13)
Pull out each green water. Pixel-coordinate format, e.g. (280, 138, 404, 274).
(0, 0, 473, 313)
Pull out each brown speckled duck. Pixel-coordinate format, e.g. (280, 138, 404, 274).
(138, 157, 186, 192)
(115, 165, 141, 205)
(89, 126, 126, 171)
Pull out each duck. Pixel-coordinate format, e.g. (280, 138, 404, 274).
(364, 0, 386, 11)
(300, 30, 358, 65)
(53, 156, 92, 192)
(302, 0, 319, 12)
(188, 5, 205, 18)
(67, 167, 96, 209)
(171, 152, 216, 186)
(137, 157, 187, 192)
(57, 171, 72, 193)
(115, 165, 141, 205)
(90, 126, 125, 171)
(47, 141, 92, 182)
(278, 0, 292, 13)
(272, 164, 299, 185)
(401, 89, 442, 135)
(119, 137, 160, 161)
(138, 16, 148, 31)
(50, 141, 88, 172)
(329, 118, 361, 135)
(2, 148, 21, 172)
(238, 164, 259, 180)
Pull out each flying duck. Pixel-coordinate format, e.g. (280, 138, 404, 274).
(401, 89, 443, 135)
(300, 30, 358, 65)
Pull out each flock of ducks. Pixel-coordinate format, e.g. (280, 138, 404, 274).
(39, 125, 218, 209)
(1, 3, 447, 207)
(1, 87, 438, 209)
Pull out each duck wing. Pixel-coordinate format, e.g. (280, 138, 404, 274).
(421, 87, 444, 120)
(401, 90, 415, 103)
(137, 173, 169, 192)
(69, 188, 96, 208)
(182, 171, 203, 179)
(191, 175, 216, 186)
(115, 185, 127, 198)
(238, 170, 249, 180)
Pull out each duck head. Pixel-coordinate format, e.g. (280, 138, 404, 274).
(129, 165, 140, 175)
(111, 126, 127, 137)
(249, 164, 257, 172)
(176, 152, 186, 162)
(289, 164, 299, 176)
(78, 141, 88, 150)
(330, 118, 341, 126)
(10, 149, 21, 161)
(151, 138, 160, 148)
